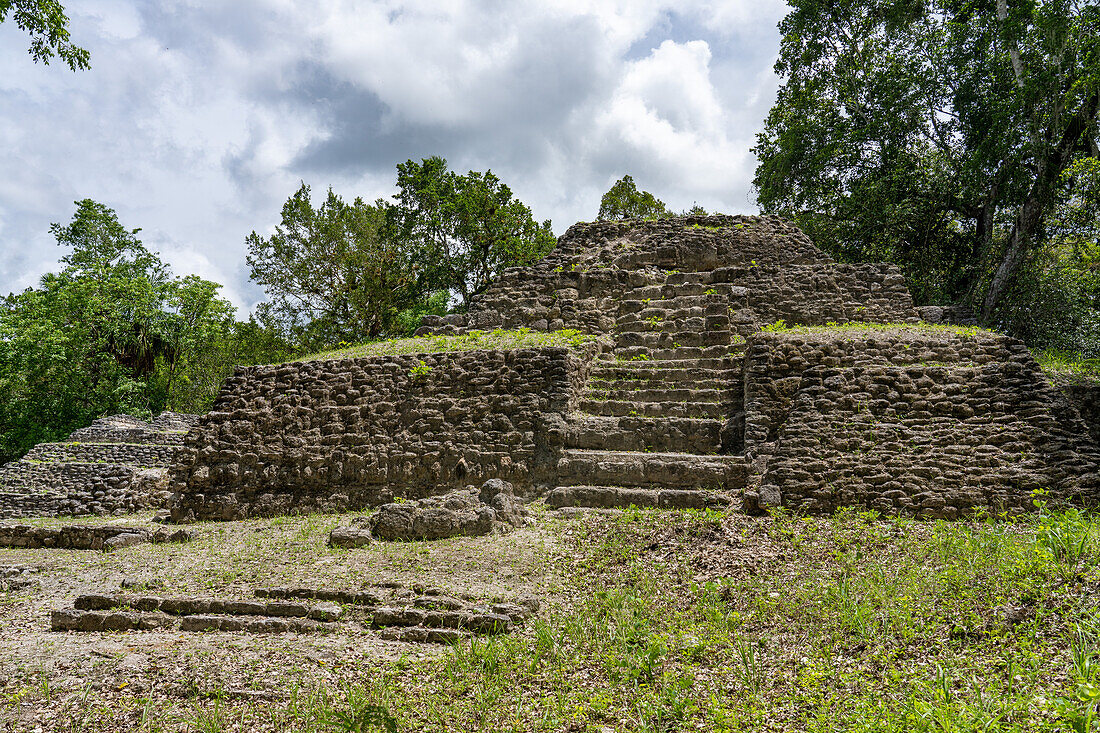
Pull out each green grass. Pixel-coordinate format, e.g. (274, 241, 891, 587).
(1035, 349, 1100, 384)
(5, 508, 1099, 731)
(757, 321, 996, 339)
(292, 328, 603, 364)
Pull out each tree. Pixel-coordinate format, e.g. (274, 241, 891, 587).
(753, 0, 1100, 323)
(0, 201, 170, 461)
(0, 0, 89, 70)
(393, 157, 556, 308)
(246, 183, 422, 351)
(598, 175, 669, 220)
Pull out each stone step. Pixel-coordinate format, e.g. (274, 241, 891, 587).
(547, 486, 732, 510)
(588, 377, 730, 395)
(612, 331, 735, 349)
(593, 355, 742, 372)
(612, 345, 737, 361)
(584, 386, 727, 404)
(557, 449, 749, 489)
(617, 302, 729, 320)
(565, 415, 723, 453)
(579, 399, 728, 419)
(615, 314, 731, 330)
(589, 365, 734, 384)
(623, 281, 751, 299)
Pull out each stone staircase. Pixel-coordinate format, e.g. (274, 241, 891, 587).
(548, 276, 749, 510)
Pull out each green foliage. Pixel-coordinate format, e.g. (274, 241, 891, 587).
(999, 158, 1100, 358)
(754, 0, 1100, 332)
(0, 200, 289, 462)
(247, 183, 423, 352)
(393, 156, 555, 308)
(249, 161, 554, 352)
(407, 360, 432, 380)
(1035, 506, 1096, 583)
(0, 0, 89, 70)
(295, 328, 599, 364)
(598, 175, 669, 220)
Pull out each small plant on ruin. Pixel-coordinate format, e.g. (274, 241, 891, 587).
(761, 320, 788, 333)
(408, 361, 433, 381)
(705, 288, 718, 295)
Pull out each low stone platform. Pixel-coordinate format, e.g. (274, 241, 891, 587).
(0, 523, 191, 551)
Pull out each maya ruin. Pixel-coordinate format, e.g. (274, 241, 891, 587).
(157, 215, 1098, 523)
(2, 215, 1098, 730)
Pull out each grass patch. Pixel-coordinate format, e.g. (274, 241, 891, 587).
(755, 321, 996, 339)
(4, 508, 1099, 731)
(1036, 349, 1100, 384)
(292, 328, 603, 364)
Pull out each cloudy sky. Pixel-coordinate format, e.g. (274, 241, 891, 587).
(0, 0, 789, 312)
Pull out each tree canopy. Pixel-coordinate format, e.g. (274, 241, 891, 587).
(753, 0, 1100, 332)
(246, 184, 422, 351)
(0, 201, 287, 462)
(393, 157, 555, 308)
(0, 0, 89, 70)
(248, 158, 554, 350)
(598, 176, 670, 220)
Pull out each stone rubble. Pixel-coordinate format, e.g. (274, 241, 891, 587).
(51, 584, 538, 643)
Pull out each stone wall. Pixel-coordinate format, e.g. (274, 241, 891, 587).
(742, 328, 1033, 451)
(1056, 382, 1100, 446)
(0, 413, 198, 519)
(754, 364, 1100, 517)
(168, 346, 597, 522)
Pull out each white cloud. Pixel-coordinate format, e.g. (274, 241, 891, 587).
(0, 0, 789, 310)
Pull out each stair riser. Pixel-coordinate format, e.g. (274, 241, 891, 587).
(613, 346, 737, 361)
(588, 368, 732, 384)
(584, 387, 727, 403)
(557, 454, 748, 490)
(565, 419, 722, 453)
(613, 333, 734, 349)
(579, 401, 729, 419)
(548, 487, 731, 510)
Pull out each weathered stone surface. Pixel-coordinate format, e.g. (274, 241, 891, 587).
(359, 480, 529, 542)
(327, 526, 373, 548)
(159, 216, 1097, 520)
(0, 412, 199, 520)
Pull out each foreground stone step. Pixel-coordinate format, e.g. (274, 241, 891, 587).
(557, 449, 749, 489)
(50, 609, 339, 634)
(73, 593, 343, 620)
(565, 415, 724, 453)
(546, 485, 732, 509)
(579, 399, 728, 419)
(0, 524, 190, 551)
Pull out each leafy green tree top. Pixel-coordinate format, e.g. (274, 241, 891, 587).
(598, 176, 669, 220)
(753, 0, 1100, 321)
(246, 183, 421, 350)
(0, 0, 89, 70)
(393, 157, 555, 308)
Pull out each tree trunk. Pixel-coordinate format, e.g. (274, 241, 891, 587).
(980, 92, 1099, 323)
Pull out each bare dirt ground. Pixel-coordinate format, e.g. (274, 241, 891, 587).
(0, 510, 560, 730)
(1, 507, 1095, 732)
